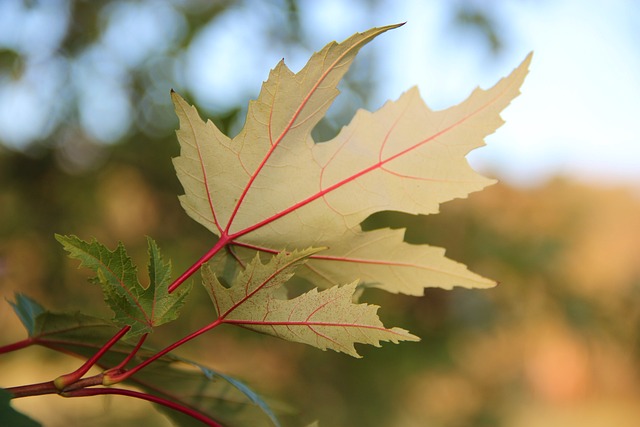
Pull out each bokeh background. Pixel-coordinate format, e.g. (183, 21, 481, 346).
(1, 1, 639, 426)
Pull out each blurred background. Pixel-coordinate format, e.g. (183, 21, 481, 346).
(1, 0, 639, 426)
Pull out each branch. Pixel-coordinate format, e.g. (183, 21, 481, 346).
(5, 374, 103, 398)
(63, 387, 224, 427)
(104, 319, 222, 383)
(5, 380, 58, 398)
(0, 338, 33, 355)
(7, 379, 224, 426)
(53, 326, 131, 390)
(109, 333, 147, 372)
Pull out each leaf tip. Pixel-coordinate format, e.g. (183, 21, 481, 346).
(170, 90, 187, 107)
(54, 233, 69, 244)
(519, 51, 533, 76)
(397, 328, 421, 343)
(379, 22, 406, 31)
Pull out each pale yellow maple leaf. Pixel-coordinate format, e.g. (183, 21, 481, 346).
(202, 248, 419, 357)
(172, 24, 531, 295)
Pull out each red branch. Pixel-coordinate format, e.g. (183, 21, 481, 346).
(62, 387, 224, 427)
(0, 338, 33, 355)
(53, 325, 131, 390)
(105, 319, 222, 383)
(5, 380, 59, 398)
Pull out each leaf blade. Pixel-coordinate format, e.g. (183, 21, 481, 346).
(203, 250, 419, 357)
(7, 293, 45, 336)
(239, 52, 532, 243)
(172, 24, 404, 238)
(172, 26, 530, 296)
(303, 237, 495, 295)
(141, 237, 192, 332)
(56, 235, 191, 338)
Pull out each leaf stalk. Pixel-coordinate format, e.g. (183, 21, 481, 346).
(168, 237, 228, 293)
(104, 319, 222, 383)
(53, 325, 131, 390)
(0, 338, 33, 355)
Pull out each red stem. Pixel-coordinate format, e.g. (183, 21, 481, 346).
(111, 333, 147, 372)
(62, 387, 224, 427)
(105, 319, 222, 383)
(168, 237, 228, 293)
(101, 333, 148, 385)
(0, 338, 33, 354)
(5, 380, 58, 398)
(6, 374, 104, 398)
(118, 248, 303, 380)
(54, 326, 131, 389)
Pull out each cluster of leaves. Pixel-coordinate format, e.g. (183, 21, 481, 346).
(1, 24, 529, 426)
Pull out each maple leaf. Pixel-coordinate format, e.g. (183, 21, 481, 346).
(56, 235, 192, 338)
(172, 23, 530, 295)
(202, 249, 419, 357)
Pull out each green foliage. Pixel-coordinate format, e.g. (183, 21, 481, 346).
(12, 293, 121, 353)
(55, 235, 192, 339)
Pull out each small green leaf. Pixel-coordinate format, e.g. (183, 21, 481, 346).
(0, 389, 41, 427)
(7, 293, 45, 336)
(203, 249, 419, 357)
(55, 235, 192, 339)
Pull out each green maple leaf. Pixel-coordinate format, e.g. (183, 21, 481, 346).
(172, 23, 531, 296)
(56, 235, 192, 338)
(202, 249, 419, 357)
